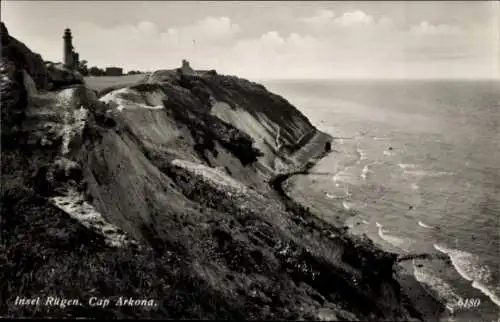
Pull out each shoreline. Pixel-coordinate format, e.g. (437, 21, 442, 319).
(283, 130, 500, 321)
(270, 132, 446, 322)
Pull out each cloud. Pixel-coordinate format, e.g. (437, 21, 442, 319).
(301, 9, 377, 29)
(377, 16, 394, 29)
(299, 9, 393, 41)
(231, 31, 322, 57)
(334, 10, 374, 27)
(67, 16, 242, 71)
(192, 16, 241, 38)
(410, 21, 462, 36)
(76, 16, 240, 48)
(159, 16, 241, 46)
(300, 9, 335, 25)
(260, 31, 285, 47)
(403, 21, 472, 65)
(287, 32, 319, 49)
(225, 30, 328, 78)
(137, 20, 159, 34)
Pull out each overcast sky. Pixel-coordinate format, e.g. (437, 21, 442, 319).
(2, 1, 499, 79)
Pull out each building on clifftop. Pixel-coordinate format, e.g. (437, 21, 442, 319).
(105, 67, 123, 76)
(180, 59, 195, 75)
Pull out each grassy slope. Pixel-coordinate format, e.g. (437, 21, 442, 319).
(1, 77, 422, 320)
(84, 74, 149, 96)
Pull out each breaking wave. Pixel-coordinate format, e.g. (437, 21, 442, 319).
(343, 201, 354, 211)
(383, 150, 395, 156)
(332, 170, 357, 185)
(434, 244, 500, 308)
(356, 148, 367, 161)
(376, 222, 411, 252)
(397, 163, 454, 178)
(403, 169, 454, 177)
(361, 165, 370, 180)
(412, 261, 463, 313)
(360, 161, 379, 181)
(398, 163, 418, 170)
(325, 192, 337, 199)
(471, 281, 500, 307)
(418, 220, 434, 229)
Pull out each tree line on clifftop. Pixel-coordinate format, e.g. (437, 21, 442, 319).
(63, 59, 144, 77)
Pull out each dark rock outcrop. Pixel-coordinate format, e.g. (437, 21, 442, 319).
(45, 62, 84, 90)
(1, 22, 49, 90)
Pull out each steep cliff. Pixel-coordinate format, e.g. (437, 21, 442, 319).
(1, 23, 433, 320)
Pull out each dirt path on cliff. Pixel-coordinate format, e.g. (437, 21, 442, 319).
(84, 74, 149, 95)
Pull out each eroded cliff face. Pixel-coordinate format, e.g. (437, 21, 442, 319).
(1, 23, 428, 321)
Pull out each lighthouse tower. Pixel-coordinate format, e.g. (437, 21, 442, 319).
(63, 28, 74, 69)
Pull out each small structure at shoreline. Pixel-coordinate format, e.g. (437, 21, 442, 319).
(324, 141, 332, 152)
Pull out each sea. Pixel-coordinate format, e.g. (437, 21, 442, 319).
(262, 79, 500, 322)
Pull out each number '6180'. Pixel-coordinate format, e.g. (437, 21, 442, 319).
(457, 298, 481, 309)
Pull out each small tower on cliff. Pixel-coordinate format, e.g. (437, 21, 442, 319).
(180, 59, 195, 75)
(63, 28, 74, 69)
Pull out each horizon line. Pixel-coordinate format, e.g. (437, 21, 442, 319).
(253, 77, 500, 82)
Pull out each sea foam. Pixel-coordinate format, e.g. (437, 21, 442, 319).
(398, 163, 418, 170)
(383, 150, 395, 156)
(343, 201, 354, 211)
(360, 161, 379, 180)
(403, 169, 454, 177)
(361, 165, 370, 180)
(413, 261, 463, 313)
(332, 172, 357, 187)
(434, 244, 500, 308)
(376, 222, 411, 252)
(418, 220, 434, 229)
(472, 281, 500, 307)
(356, 148, 367, 161)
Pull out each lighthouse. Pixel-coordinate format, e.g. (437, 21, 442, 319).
(63, 28, 74, 69)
